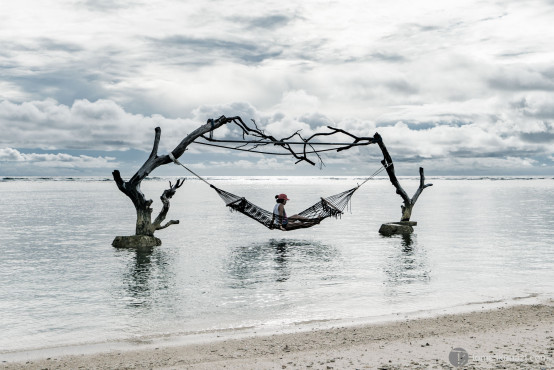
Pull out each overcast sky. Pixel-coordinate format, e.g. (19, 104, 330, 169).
(1, 0, 554, 177)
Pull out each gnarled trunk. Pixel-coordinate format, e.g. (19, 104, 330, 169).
(136, 207, 154, 236)
(112, 116, 232, 246)
(400, 204, 413, 222)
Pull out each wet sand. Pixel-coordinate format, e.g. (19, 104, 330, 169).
(3, 301, 553, 369)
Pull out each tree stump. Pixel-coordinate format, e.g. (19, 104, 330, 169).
(112, 235, 162, 248)
(379, 221, 417, 236)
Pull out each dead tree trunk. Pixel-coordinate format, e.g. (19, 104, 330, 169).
(373, 132, 433, 222)
(111, 116, 232, 247)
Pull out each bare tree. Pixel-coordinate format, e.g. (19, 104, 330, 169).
(111, 116, 236, 247)
(373, 133, 433, 222)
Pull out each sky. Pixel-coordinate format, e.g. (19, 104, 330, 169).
(1, 0, 554, 177)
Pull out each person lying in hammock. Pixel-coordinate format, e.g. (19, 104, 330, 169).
(271, 193, 321, 231)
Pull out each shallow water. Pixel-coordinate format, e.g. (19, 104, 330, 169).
(0, 176, 553, 353)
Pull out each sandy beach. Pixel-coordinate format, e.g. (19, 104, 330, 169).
(3, 300, 552, 369)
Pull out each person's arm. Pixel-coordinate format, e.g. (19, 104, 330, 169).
(278, 204, 286, 230)
(277, 204, 286, 231)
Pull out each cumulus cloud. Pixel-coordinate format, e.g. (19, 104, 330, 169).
(0, 148, 25, 161)
(0, 99, 203, 152)
(0, 147, 117, 170)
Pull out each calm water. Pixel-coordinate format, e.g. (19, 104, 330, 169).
(0, 176, 553, 354)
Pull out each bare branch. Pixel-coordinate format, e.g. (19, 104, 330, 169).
(171, 116, 230, 159)
(149, 126, 161, 159)
(152, 179, 185, 230)
(197, 118, 374, 168)
(373, 133, 432, 222)
(125, 116, 233, 188)
(112, 170, 127, 194)
(156, 220, 180, 230)
(129, 127, 162, 185)
(411, 167, 433, 205)
(374, 133, 411, 206)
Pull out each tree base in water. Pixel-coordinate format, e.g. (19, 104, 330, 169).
(379, 221, 417, 236)
(112, 235, 162, 248)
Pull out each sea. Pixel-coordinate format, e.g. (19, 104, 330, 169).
(1, 176, 553, 358)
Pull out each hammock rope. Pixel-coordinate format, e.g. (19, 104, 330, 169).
(168, 152, 386, 231)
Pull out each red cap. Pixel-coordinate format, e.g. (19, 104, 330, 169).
(277, 193, 290, 200)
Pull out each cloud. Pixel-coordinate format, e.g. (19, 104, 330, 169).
(0, 148, 25, 161)
(1, 93, 554, 176)
(0, 148, 118, 168)
(35, 38, 83, 53)
(488, 64, 554, 92)
(519, 126, 554, 143)
(78, 0, 142, 12)
(0, 98, 203, 152)
(370, 51, 407, 63)
(2, 0, 554, 175)
(147, 35, 283, 65)
(243, 15, 293, 30)
(511, 92, 554, 120)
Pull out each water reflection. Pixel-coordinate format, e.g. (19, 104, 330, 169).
(126, 248, 155, 304)
(383, 234, 430, 295)
(272, 240, 290, 282)
(116, 247, 174, 309)
(226, 239, 340, 288)
(401, 233, 414, 250)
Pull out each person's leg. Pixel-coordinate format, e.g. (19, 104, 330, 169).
(289, 214, 310, 221)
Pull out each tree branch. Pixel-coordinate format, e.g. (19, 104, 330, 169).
(152, 179, 185, 230)
(171, 116, 231, 160)
(112, 170, 127, 195)
(127, 116, 232, 187)
(374, 133, 411, 206)
(156, 220, 180, 230)
(373, 132, 432, 221)
(411, 167, 433, 205)
(198, 119, 375, 168)
(149, 126, 161, 160)
(129, 127, 162, 185)
(232, 117, 317, 166)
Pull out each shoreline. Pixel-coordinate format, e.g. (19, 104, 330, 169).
(3, 299, 552, 369)
(1, 294, 546, 361)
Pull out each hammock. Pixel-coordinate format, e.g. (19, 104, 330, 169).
(211, 185, 358, 230)
(168, 153, 385, 231)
